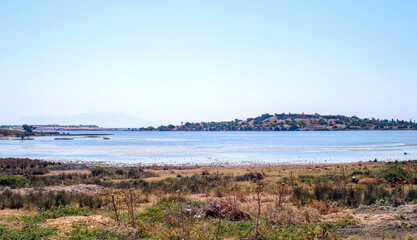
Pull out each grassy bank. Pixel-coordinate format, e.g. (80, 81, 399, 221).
(1, 158, 417, 239)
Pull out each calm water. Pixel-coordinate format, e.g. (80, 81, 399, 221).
(0, 131, 416, 166)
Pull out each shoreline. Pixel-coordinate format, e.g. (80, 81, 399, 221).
(11, 157, 415, 171)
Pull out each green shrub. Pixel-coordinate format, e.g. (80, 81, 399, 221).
(137, 202, 168, 223)
(361, 183, 390, 205)
(127, 168, 158, 179)
(69, 221, 106, 240)
(103, 224, 148, 239)
(235, 172, 264, 182)
(380, 164, 408, 183)
(318, 175, 335, 182)
(0, 175, 27, 188)
(313, 184, 344, 202)
(406, 188, 417, 202)
(294, 187, 313, 205)
(0, 214, 57, 240)
(90, 166, 109, 177)
(41, 205, 91, 219)
(0, 225, 56, 240)
(299, 175, 315, 183)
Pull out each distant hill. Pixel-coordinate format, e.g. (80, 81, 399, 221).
(13, 112, 154, 128)
(139, 113, 417, 131)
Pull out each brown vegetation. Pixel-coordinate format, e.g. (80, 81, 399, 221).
(1, 158, 417, 239)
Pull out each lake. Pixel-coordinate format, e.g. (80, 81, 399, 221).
(0, 130, 416, 166)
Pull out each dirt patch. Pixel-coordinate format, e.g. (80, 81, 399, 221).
(10, 184, 103, 196)
(324, 204, 417, 238)
(42, 215, 115, 228)
(45, 170, 90, 176)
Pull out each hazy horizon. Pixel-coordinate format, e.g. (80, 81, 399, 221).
(9, 112, 154, 128)
(3, 111, 416, 128)
(1, 1, 416, 125)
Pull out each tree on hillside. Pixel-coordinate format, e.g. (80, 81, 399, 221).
(22, 124, 35, 135)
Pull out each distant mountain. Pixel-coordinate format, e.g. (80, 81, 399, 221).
(138, 113, 417, 131)
(13, 112, 155, 128)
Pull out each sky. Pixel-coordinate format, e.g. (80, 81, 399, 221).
(1, 0, 417, 126)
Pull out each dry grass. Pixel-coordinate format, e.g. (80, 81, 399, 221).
(2, 160, 416, 239)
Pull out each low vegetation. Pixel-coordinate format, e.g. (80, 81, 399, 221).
(0, 126, 58, 138)
(2, 158, 417, 239)
(0, 158, 53, 175)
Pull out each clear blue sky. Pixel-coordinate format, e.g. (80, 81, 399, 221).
(1, 0, 416, 125)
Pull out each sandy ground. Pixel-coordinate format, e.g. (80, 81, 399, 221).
(10, 184, 103, 196)
(42, 215, 115, 228)
(44, 170, 90, 176)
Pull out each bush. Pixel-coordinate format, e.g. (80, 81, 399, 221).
(41, 205, 91, 219)
(313, 184, 345, 202)
(0, 188, 24, 209)
(235, 172, 264, 182)
(380, 164, 408, 183)
(0, 158, 50, 175)
(90, 166, 109, 177)
(0, 224, 56, 240)
(0, 214, 57, 240)
(137, 202, 168, 223)
(146, 174, 232, 194)
(294, 187, 313, 206)
(406, 188, 417, 202)
(126, 169, 157, 179)
(361, 183, 390, 205)
(0, 175, 27, 188)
